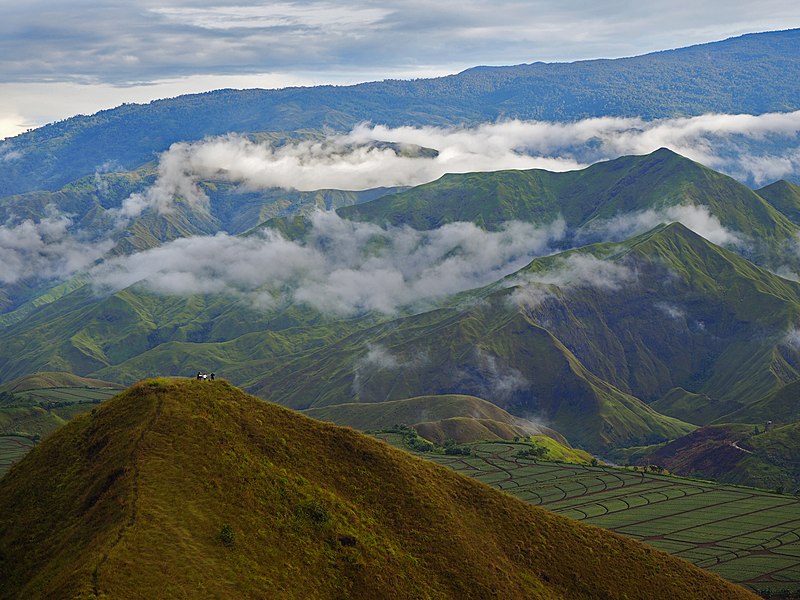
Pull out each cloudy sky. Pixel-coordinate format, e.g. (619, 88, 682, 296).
(2, 0, 799, 139)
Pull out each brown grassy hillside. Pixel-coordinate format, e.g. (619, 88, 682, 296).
(303, 393, 565, 444)
(0, 379, 756, 599)
(0, 371, 123, 393)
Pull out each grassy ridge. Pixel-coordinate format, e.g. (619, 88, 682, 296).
(643, 421, 800, 494)
(758, 180, 800, 225)
(253, 293, 693, 453)
(251, 223, 800, 451)
(0, 372, 123, 393)
(339, 149, 799, 267)
(721, 380, 800, 425)
(0, 379, 755, 599)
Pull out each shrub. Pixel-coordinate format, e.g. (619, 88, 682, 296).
(516, 443, 548, 460)
(444, 445, 472, 456)
(219, 523, 236, 547)
(297, 499, 330, 526)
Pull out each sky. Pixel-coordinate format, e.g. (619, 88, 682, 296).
(2, 0, 800, 139)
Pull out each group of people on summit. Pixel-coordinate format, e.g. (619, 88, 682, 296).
(196, 372, 215, 381)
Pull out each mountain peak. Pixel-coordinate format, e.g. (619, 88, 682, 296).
(0, 379, 754, 599)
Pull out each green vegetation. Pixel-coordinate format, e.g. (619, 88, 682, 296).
(721, 381, 800, 425)
(0, 371, 123, 394)
(379, 437, 799, 595)
(339, 149, 799, 269)
(758, 180, 800, 226)
(0, 436, 35, 478)
(2, 152, 800, 457)
(253, 222, 800, 452)
(0, 380, 754, 599)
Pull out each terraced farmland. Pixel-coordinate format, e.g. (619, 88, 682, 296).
(0, 386, 122, 477)
(0, 436, 35, 477)
(10, 386, 121, 405)
(377, 436, 800, 595)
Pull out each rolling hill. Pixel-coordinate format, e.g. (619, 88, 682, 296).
(719, 379, 800, 424)
(302, 394, 566, 444)
(0, 371, 123, 393)
(642, 421, 800, 494)
(0, 150, 798, 456)
(0, 379, 755, 599)
(757, 179, 800, 225)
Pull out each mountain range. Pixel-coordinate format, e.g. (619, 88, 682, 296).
(2, 30, 800, 489)
(1, 28, 799, 198)
(2, 148, 800, 461)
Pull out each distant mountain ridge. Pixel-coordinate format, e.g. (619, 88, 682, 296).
(1, 29, 799, 197)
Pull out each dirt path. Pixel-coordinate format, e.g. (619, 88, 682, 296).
(731, 440, 753, 454)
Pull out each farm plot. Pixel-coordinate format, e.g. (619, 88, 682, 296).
(13, 387, 120, 405)
(415, 440, 800, 595)
(0, 387, 121, 479)
(0, 436, 35, 477)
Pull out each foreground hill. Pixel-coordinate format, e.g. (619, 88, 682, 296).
(1, 29, 799, 198)
(0, 379, 754, 599)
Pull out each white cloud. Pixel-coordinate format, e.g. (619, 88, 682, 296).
(114, 142, 211, 221)
(91, 211, 566, 315)
(581, 204, 742, 247)
(0, 114, 30, 142)
(655, 302, 686, 320)
(151, 4, 392, 32)
(473, 348, 529, 402)
(510, 254, 634, 309)
(351, 343, 431, 394)
(0, 208, 114, 284)
(785, 327, 800, 349)
(119, 111, 800, 219)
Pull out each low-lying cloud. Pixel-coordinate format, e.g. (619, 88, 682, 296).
(472, 348, 530, 403)
(510, 254, 635, 309)
(0, 208, 113, 285)
(351, 343, 430, 397)
(91, 211, 566, 315)
(118, 111, 800, 218)
(580, 204, 742, 247)
(784, 327, 800, 349)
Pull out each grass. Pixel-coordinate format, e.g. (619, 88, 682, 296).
(379, 436, 800, 595)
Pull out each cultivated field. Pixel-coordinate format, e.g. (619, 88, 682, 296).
(12, 387, 121, 405)
(0, 387, 121, 477)
(377, 435, 800, 595)
(0, 436, 35, 477)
